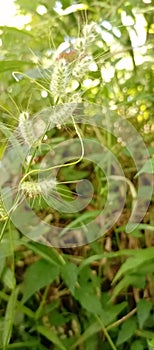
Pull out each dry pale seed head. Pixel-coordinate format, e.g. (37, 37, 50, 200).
(73, 37, 86, 52)
(18, 111, 47, 146)
(20, 181, 41, 198)
(19, 111, 29, 124)
(19, 119, 36, 147)
(68, 93, 82, 104)
(50, 58, 70, 97)
(72, 55, 93, 80)
(20, 179, 56, 198)
(0, 195, 8, 221)
(49, 103, 79, 127)
(82, 22, 98, 42)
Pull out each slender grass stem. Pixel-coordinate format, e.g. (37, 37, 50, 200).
(95, 314, 118, 350)
(19, 116, 84, 184)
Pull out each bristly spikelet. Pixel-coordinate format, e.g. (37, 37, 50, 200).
(18, 112, 36, 147)
(73, 37, 86, 53)
(73, 22, 98, 53)
(49, 102, 80, 127)
(20, 181, 41, 198)
(68, 93, 82, 104)
(18, 112, 46, 147)
(20, 179, 56, 198)
(50, 58, 70, 101)
(82, 22, 98, 44)
(72, 55, 93, 80)
(0, 195, 8, 221)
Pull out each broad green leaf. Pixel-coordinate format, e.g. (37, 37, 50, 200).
(75, 287, 102, 315)
(137, 300, 152, 329)
(116, 318, 137, 346)
(22, 259, 59, 303)
(2, 288, 18, 348)
(37, 325, 67, 350)
(60, 262, 78, 294)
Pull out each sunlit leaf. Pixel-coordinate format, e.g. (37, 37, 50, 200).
(0, 61, 34, 73)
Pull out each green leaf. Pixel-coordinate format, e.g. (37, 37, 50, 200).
(131, 340, 144, 350)
(75, 287, 102, 315)
(48, 310, 71, 327)
(111, 275, 146, 301)
(37, 325, 67, 350)
(102, 302, 128, 326)
(59, 210, 100, 237)
(135, 158, 154, 177)
(22, 242, 65, 267)
(2, 288, 18, 348)
(2, 268, 16, 290)
(14, 0, 40, 12)
(137, 300, 152, 329)
(113, 248, 154, 283)
(61, 167, 89, 180)
(22, 259, 59, 303)
(61, 262, 78, 294)
(71, 321, 101, 349)
(148, 338, 154, 350)
(0, 61, 34, 73)
(0, 26, 33, 37)
(116, 318, 137, 346)
(0, 257, 5, 277)
(57, 184, 73, 201)
(71, 302, 127, 349)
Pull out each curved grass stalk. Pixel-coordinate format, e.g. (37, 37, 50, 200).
(12, 71, 52, 96)
(19, 116, 84, 185)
